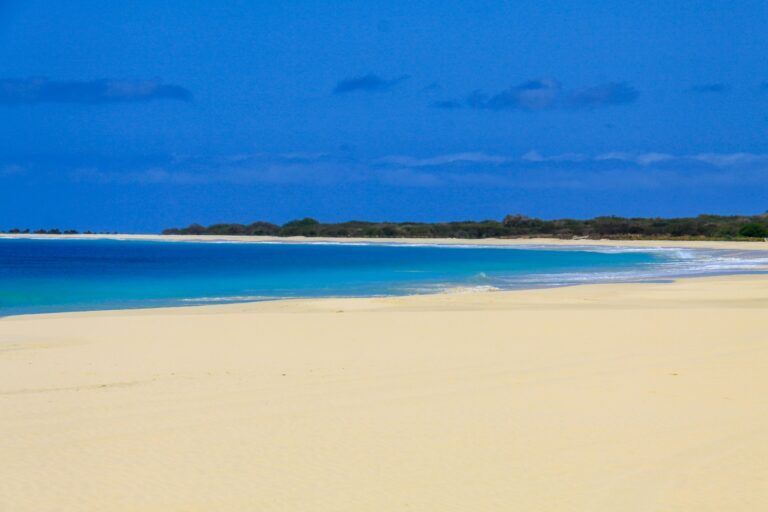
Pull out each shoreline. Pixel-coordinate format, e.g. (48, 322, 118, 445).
(3, 272, 767, 321)
(1, 236, 767, 319)
(3, 232, 768, 251)
(2, 273, 767, 510)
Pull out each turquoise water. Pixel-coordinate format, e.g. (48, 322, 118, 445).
(0, 238, 765, 315)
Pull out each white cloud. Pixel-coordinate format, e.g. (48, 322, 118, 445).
(691, 153, 768, 166)
(379, 152, 511, 167)
(9, 149, 768, 191)
(522, 150, 588, 163)
(526, 151, 768, 167)
(595, 152, 674, 165)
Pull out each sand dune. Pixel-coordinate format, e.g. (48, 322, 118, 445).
(1, 275, 767, 511)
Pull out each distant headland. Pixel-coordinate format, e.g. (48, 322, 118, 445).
(149, 212, 768, 241)
(4, 213, 768, 241)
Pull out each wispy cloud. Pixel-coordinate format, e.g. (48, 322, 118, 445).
(333, 74, 409, 94)
(691, 152, 768, 166)
(687, 83, 729, 93)
(430, 99, 463, 109)
(434, 78, 638, 111)
(5, 150, 768, 192)
(0, 163, 26, 176)
(0, 78, 191, 105)
(594, 152, 674, 165)
(378, 152, 511, 167)
(568, 82, 639, 108)
(523, 150, 768, 168)
(522, 151, 589, 163)
(463, 78, 563, 111)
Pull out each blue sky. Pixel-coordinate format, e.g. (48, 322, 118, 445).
(1, 0, 767, 231)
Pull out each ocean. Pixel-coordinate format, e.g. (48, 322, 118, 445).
(1, 238, 766, 315)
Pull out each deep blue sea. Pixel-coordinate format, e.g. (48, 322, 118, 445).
(1, 238, 766, 315)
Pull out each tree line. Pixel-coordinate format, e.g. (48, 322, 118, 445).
(159, 213, 768, 240)
(4, 213, 767, 240)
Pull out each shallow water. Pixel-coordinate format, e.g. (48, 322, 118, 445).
(1, 238, 766, 315)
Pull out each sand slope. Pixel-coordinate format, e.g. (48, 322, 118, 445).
(1, 275, 767, 511)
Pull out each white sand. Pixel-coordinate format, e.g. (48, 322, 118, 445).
(2, 274, 768, 511)
(2, 232, 768, 251)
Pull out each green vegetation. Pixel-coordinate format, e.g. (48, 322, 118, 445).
(159, 213, 768, 241)
(738, 222, 768, 238)
(5, 213, 767, 240)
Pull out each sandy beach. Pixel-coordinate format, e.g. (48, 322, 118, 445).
(3, 232, 768, 251)
(7, 0, 767, 509)
(1, 273, 767, 511)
